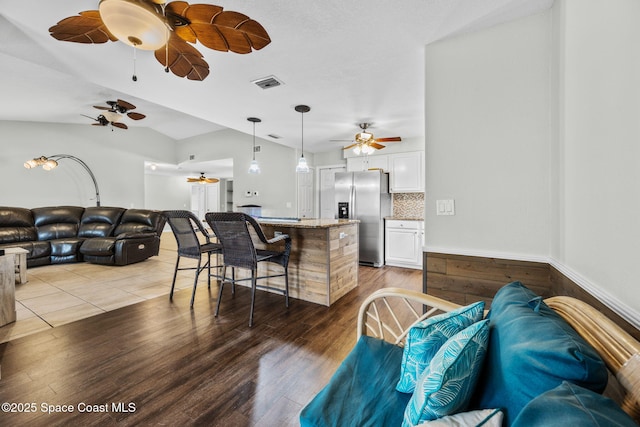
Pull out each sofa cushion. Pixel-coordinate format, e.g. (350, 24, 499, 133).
(78, 207, 125, 238)
(472, 281, 608, 426)
(300, 335, 411, 427)
(0, 240, 51, 267)
(416, 408, 503, 427)
(49, 238, 84, 264)
(114, 209, 163, 236)
(397, 301, 485, 393)
(80, 237, 116, 256)
(511, 381, 638, 427)
(32, 206, 84, 240)
(0, 207, 37, 243)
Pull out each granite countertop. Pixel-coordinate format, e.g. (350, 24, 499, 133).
(257, 218, 359, 229)
(385, 216, 424, 221)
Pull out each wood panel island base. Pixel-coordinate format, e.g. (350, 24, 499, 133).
(243, 219, 359, 306)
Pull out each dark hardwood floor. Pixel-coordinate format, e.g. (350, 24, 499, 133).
(0, 265, 449, 426)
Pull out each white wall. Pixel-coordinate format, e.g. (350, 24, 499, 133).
(424, 1, 640, 323)
(553, 0, 640, 320)
(424, 12, 552, 260)
(176, 129, 310, 217)
(0, 121, 177, 208)
(144, 174, 191, 211)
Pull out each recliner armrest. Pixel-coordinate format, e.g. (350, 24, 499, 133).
(115, 232, 157, 240)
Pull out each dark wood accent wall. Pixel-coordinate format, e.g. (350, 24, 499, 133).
(424, 252, 551, 308)
(424, 252, 640, 341)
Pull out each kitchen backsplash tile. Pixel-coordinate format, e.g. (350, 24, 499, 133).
(392, 193, 425, 218)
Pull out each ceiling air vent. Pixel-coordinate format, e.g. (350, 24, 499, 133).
(268, 134, 282, 139)
(251, 75, 283, 89)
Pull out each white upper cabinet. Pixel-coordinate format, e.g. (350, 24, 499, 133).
(389, 151, 424, 193)
(346, 154, 389, 172)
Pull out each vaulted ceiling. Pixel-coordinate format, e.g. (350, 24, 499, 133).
(0, 0, 553, 153)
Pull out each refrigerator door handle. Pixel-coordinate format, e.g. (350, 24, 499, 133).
(350, 182, 355, 219)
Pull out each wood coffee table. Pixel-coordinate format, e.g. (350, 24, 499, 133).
(0, 252, 17, 327)
(3, 247, 28, 284)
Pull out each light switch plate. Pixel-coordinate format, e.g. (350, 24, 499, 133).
(436, 199, 455, 216)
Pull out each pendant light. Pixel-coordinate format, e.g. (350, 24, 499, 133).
(295, 105, 310, 173)
(247, 117, 261, 174)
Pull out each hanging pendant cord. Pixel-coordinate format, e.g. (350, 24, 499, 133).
(132, 45, 137, 81)
(301, 111, 305, 158)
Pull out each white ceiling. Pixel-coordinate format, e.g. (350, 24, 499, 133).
(0, 0, 554, 154)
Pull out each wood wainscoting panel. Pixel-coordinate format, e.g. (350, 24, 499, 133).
(424, 252, 551, 308)
(424, 251, 640, 341)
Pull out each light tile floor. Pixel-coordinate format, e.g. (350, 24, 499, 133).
(0, 233, 204, 343)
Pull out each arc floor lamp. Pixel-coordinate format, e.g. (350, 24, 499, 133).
(24, 154, 101, 206)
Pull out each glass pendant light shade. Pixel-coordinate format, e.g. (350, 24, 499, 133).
(247, 117, 261, 174)
(296, 156, 309, 173)
(99, 0, 169, 50)
(249, 159, 261, 174)
(295, 105, 311, 173)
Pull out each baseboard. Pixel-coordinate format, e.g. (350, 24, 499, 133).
(548, 258, 640, 332)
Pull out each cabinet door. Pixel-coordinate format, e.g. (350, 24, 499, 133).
(390, 152, 424, 192)
(386, 227, 421, 267)
(346, 157, 367, 172)
(367, 154, 389, 171)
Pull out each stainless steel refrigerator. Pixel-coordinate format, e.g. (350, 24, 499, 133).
(334, 170, 391, 267)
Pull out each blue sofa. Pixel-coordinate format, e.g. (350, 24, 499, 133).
(300, 282, 640, 426)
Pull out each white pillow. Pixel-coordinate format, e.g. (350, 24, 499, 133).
(416, 408, 503, 427)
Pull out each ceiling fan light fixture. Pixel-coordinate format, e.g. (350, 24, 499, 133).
(99, 0, 169, 51)
(355, 131, 373, 143)
(354, 144, 375, 156)
(102, 111, 123, 123)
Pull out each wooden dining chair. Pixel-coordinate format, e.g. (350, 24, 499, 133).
(205, 212, 291, 327)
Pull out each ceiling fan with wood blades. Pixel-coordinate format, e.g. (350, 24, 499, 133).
(83, 98, 146, 130)
(338, 123, 402, 155)
(187, 172, 219, 184)
(49, 0, 271, 81)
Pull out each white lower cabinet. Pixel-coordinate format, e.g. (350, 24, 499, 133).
(385, 219, 424, 269)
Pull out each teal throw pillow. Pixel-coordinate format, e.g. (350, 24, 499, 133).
(396, 301, 485, 393)
(416, 408, 503, 426)
(402, 319, 490, 427)
(511, 381, 638, 427)
(472, 281, 608, 425)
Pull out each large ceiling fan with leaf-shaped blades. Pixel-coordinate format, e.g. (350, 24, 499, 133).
(49, 0, 271, 81)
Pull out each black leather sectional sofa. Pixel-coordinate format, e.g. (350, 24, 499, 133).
(0, 206, 166, 267)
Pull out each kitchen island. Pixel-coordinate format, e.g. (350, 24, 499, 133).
(248, 218, 359, 306)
